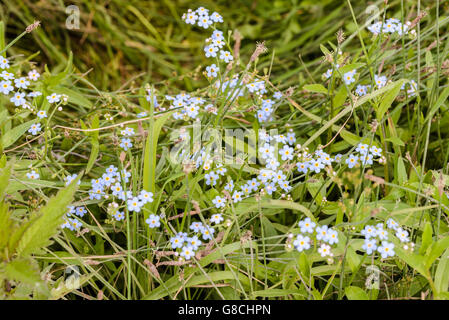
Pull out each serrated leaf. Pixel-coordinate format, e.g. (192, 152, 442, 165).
(0, 120, 36, 148)
(4, 258, 42, 286)
(16, 174, 80, 256)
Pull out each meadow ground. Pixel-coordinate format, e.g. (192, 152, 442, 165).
(1, 0, 449, 300)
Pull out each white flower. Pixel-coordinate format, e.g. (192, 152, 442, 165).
(232, 191, 243, 203)
(378, 241, 395, 258)
(47, 93, 61, 103)
(326, 229, 339, 244)
(362, 239, 377, 254)
(396, 228, 410, 243)
(279, 145, 294, 161)
(212, 195, 225, 208)
(14, 77, 30, 89)
(26, 170, 40, 180)
(145, 214, 161, 228)
(0, 80, 13, 94)
(37, 110, 47, 119)
(298, 217, 316, 234)
(180, 245, 195, 260)
(210, 213, 224, 225)
(361, 225, 377, 239)
(10, 92, 26, 106)
(28, 69, 40, 81)
(128, 197, 143, 212)
(28, 123, 42, 135)
(293, 235, 311, 252)
(316, 225, 329, 241)
(318, 243, 332, 257)
(138, 190, 154, 204)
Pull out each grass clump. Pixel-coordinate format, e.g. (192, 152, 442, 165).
(1, 1, 449, 300)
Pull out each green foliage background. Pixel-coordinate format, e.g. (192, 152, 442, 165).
(1, 0, 449, 300)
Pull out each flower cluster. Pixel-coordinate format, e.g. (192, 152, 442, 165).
(167, 93, 206, 121)
(367, 18, 412, 36)
(85, 165, 154, 223)
(61, 206, 87, 231)
(360, 218, 411, 258)
(287, 217, 339, 258)
(169, 217, 222, 261)
(256, 93, 283, 123)
(322, 60, 418, 99)
(182, 8, 232, 65)
(0, 55, 69, 136)
(119, 126, 135, 151)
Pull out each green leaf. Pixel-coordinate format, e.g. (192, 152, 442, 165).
(435, 248, 449, 293)
(16, 174, 80, 256)
(252, 288, 303, 298)
(345, 286, 369, 300)
(346, 246, 361, 273)
(260, 199, 315, 221)
(51, 86, 92, 109)
(425, 84, 449, 122)
(376, 79, 406, 120)
(0, 22, 5, 52)
(143, 106, 172, 219)
(0, 120, 36, 149)
(396, 156, 407, 185)
(85, 115, 99, 174)
(338, 63, 365, 75)
(4, 258, 42, 286)
(436, 292, 449, 300)
(298, 251, 310, 279)
(0, 161, 12, 200)
(425, 236, 449, 269)
(43, 51, 73, 87)
(395, 246, 429, 277)
(0, 201, 12, 248)
(303, 84, 328, 94)
(332, 85, 348, 109)
(386, 136, 405, 147)
(420, 222, 433, 255)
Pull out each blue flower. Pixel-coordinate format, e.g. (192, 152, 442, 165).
(146, 214, 161, 228)
(219, 50, 233, 63)
(206, 64, 218, 78)
(120, 138, 133, 151)
(28, 123, 42, 135)
(180, 245, 195, 260)
(298, 218, 316, 234)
